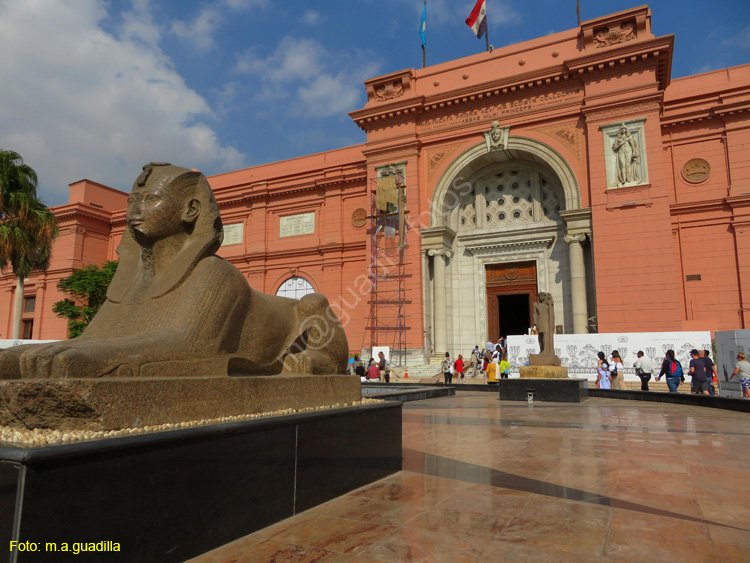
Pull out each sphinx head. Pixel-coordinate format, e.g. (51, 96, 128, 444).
(125, 163, 222, 248)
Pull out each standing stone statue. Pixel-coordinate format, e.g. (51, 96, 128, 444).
(612, 123, 640, 185)
(0, 163, 348, 379)
(520, 291, 566, 378)
(533, 292, 555, 355)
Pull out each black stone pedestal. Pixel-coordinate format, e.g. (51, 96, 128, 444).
(498, 378, 588, 402)
(1, 401, 402, 563)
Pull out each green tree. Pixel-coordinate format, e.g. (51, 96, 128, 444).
(52, 261, 118, 338)
(0, 150, 58, 339)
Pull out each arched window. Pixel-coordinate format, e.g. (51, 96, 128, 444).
(275, 276, 315, 300)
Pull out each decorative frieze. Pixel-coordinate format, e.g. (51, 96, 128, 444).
(593, 20, 637, 48)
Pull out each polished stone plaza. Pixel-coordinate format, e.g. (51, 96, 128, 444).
(190, 392, 750, 562)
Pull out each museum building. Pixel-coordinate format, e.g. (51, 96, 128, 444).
(2, 6, 750, 364)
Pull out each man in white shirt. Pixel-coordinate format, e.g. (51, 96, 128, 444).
(634, 350, 653, 391)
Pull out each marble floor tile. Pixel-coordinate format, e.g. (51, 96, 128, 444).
(270, 516, 395, 555)
(356, 526, 490, 563)
(193, 394, 750, 562)
(603, 529, 721, 562)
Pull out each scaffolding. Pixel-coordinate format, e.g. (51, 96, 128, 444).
(365, 166, 410, 366)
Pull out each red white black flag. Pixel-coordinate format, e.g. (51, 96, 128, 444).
(465, 0, 487, 39)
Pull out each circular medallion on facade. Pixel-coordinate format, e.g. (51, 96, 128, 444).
(351, 208, 368, 228)
(504, 265, 519, 281)
(682, 158, 710, 183)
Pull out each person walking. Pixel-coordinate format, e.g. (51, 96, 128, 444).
(689, 349, 710, 395)
(470, 346, 480, 378)
(609, 350, 626, 390)
(656, 349, 683, 393)
(596, 351, 611, 389)
(702, 350, 718, 396)
(455, 354, 465, 383)
(378, 351, 390, 384)
(441, 352, 453, 385)
(730, 351, 750, 398)
(634, 350, 653, 391)
(353, 354, 365, 380)
(498, 354, 510, 379)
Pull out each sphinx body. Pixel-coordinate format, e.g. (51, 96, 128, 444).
(0, 163, 348, 379)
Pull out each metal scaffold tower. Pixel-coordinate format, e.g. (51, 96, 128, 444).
(365, 165, 410, 366)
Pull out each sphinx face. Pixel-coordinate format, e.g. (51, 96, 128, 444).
(126, 179, 184, 243)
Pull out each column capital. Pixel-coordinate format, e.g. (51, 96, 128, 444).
(427, 248, 452, 258)
(564, 233, 588, 244)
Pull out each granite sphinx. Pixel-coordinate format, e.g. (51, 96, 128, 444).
(0, 163, 348, 379)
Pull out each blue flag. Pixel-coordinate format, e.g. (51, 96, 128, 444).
(420, 1, 427, 48)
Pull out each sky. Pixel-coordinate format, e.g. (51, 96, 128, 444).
(1, 0, 749, 206)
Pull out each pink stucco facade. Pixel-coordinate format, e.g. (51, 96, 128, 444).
(3, 6, 749, 361)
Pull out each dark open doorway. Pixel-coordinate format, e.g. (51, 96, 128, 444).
(497, 293, 530, 338)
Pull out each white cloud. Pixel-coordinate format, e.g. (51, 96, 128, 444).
(170, 7, 223, 50)
(0, 0, 244, 204)
(301, 10, 325, 26)
(723, 26, 750, 49)
(406, 0, 519, 28)
(235, 38, 381, 118)
(223, 0, 268, 10)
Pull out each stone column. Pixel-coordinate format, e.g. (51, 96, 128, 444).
(429, 249, 449, 354)
(564, 234, 588, 334)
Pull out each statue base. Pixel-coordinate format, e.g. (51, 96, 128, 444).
(519, 365, 569, 379)
(498, 377, 587, 403)
(528, 354, 562, 367)
(0, 401, 401, 562)
(0, 374, 360, 431)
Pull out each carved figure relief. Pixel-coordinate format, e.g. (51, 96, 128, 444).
(600, 118, 649, 189)
(484, 121, 510, 152)
(612, 123, 640, 185)
(0, 163, 349, 378)
(682, 158, 711, 183)
(593, 20, 636, 48)
(374, 80, 404, 102)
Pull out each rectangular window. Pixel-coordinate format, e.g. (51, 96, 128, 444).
(21, 320, 33, 339)
(24, 296, 36, 313)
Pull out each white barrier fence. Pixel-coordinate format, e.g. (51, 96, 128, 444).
(505, 331, 712, 381)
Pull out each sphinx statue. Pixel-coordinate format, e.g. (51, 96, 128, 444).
(0, 163, 348, 379)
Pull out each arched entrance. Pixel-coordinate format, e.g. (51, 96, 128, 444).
(421, 136, 592, 356)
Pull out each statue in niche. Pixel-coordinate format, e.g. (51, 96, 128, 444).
(0, 163, 348, 378)
(612, 123, 640, 186)
(533, 292, 555, 355)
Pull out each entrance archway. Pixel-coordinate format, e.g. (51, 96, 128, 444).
(422, 136, 590, 355)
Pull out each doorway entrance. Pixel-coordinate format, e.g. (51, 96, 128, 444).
(486, 261, 537, 340)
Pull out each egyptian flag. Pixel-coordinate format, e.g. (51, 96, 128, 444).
(465, 0, 487, 39)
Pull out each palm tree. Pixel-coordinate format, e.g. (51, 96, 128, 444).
(0, 150, 58, 339)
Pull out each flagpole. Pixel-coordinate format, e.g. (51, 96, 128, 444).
(577, 0, 581, 26)
(484, 2, 490, 52)
(420, 0, 427, 68)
